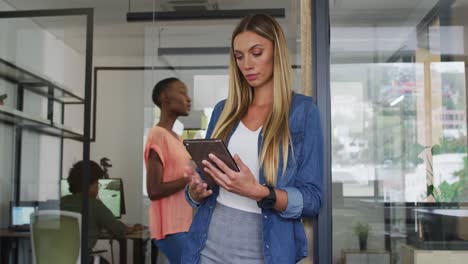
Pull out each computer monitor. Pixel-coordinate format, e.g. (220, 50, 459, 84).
(61, 179, 72, 196)
(60, 178, 126, 218)
(9, 201, 38, 231)
(98, 179, 124, 218)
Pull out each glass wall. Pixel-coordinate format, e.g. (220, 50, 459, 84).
(0, 1, 308, 263)
(0, 7, 89, 264)
(330, 0, 468, 263)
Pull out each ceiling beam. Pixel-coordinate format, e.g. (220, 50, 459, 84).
(158, 47, 229, 55)
(127, 8, 285, 22)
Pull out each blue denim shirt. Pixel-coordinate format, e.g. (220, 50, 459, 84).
(183, 93, 323, 264)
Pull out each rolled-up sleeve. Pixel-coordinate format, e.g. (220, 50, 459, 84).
(281, 102, 323, 219)
(184, 184, 201, 208)
(298, 103, 323, 217)
(279, 186, 304, 218)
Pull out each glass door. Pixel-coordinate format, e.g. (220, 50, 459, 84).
(329, 1, 468, 263)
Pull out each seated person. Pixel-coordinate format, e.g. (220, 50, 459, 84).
(61, 160, 141, 263)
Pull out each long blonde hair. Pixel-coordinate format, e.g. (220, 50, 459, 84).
(211, 14, 292, 185)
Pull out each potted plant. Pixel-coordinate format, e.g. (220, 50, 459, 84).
(353, 222, 369, 251)
(0, 94, 7, 106)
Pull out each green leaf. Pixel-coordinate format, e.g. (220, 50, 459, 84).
(427, 184, 434, 196)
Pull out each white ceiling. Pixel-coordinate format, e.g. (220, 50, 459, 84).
(3, 0, 466, 61)
(3, 0, 298, 57)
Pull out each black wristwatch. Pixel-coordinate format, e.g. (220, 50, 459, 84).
(257, 184, 277, 209)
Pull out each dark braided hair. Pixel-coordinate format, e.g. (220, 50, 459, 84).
(152, 77, 180, 107)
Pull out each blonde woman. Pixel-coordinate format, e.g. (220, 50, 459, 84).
(183, 14, 323, 264)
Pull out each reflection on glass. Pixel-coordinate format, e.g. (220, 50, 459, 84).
(331, 0, 468, 263)
(332, 62, 467, 202)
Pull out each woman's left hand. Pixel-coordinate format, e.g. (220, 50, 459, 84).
(202, 153, 262, 199)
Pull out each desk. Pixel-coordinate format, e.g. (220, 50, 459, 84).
(358, 200, 465, 251)
(410, 208, 468, 250)
(342, 249, 391, 264)
(99, 229, 152, 264)
(0, 229, 29, 264)
(0, 228, 154, 264)
(401, 244, 468, 264)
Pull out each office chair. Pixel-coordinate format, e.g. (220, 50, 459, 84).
(30, 210, 100, 264)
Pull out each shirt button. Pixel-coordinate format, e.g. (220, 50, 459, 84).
(264, 215, 268, 219)
(265, 245, 270, 249)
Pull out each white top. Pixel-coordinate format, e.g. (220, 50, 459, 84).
(217, 121, 262, 214)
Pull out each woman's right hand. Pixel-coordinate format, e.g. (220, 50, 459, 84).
(188, 172, 212, 203)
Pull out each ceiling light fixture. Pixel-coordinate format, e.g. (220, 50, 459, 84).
(158, 47, 229, 55)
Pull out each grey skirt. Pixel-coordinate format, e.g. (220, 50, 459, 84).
(200, 203, 264, 264)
